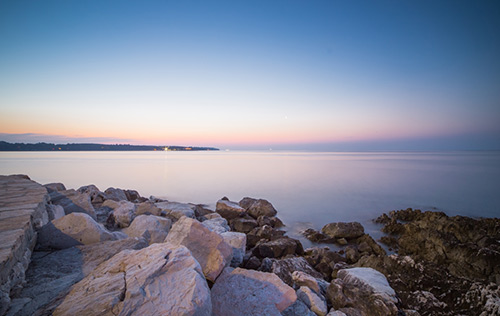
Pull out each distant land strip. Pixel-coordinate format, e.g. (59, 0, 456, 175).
(0, 141, 219, 152)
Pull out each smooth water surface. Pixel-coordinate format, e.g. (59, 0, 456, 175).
(1, 151, 499, 241)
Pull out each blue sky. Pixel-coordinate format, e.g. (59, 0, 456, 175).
(1, 0, 499, 150)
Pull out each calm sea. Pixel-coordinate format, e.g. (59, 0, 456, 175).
(1, 151, 499, 244)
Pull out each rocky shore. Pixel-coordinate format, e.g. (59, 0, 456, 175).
(1, 175, 499, 315)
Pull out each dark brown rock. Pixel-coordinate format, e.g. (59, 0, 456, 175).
(231, 217, 258, 233)
(326, 267, 399, 316)
(321, 222, 365, 240)
(378, 209, 500, 282)
(239, 197, 277, 219)
(216, 199, 246, 220)
(246, 225, 285, 248)
(303, 247, 346, 281)
(254, 237, 303, 259)
(257, 215, 284, 228)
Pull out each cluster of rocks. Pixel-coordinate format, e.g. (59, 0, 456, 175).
(2, 177, 499, 316)
(300, 208, 500, 316)
(3, 180, 404, 316)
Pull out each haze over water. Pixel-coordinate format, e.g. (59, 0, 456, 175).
(1, 150, 499, 241)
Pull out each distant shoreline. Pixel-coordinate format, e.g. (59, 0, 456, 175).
(0, 141, 219, 152)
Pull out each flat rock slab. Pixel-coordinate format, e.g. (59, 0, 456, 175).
(0, 175, 49, 315)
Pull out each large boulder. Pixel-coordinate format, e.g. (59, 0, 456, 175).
(123, 215, 171, 244)
(211, 267, 297, 315)
(326, 267, 398, 316)
(165, 216, 233, 282)
(155, 201, 195, 220)
(216, 199, 246, 220)
(104, 187, 128, 201)
(53, 243, 212, 316)
(104, 200, 136, 228)
(49, 189, 97, 220)
(321, 222, 365, 240)
(8, 238, 148, 316)
(37, 213, 126, 250)
(239, 197, 277, 219)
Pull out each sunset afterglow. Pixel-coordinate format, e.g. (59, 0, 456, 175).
(1, 1, 499, 150)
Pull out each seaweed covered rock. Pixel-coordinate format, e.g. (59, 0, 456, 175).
(326, 267, 399, 316)
(377, 209, 500, 282)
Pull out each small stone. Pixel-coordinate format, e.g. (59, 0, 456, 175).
(297, 286, 328, 316)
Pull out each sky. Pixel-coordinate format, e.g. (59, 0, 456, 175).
(1, 0, 499, 150)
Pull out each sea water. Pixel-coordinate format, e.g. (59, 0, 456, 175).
(1, 151, 499, 243)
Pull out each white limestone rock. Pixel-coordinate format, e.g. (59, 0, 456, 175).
(211, 267, 297, 315)
(123, 215, 171, 244)
(7, 238, 149, 316)
(165, 216, 233, 282)
(37, 213, 126, 250)
(53, 243, 212, 316)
